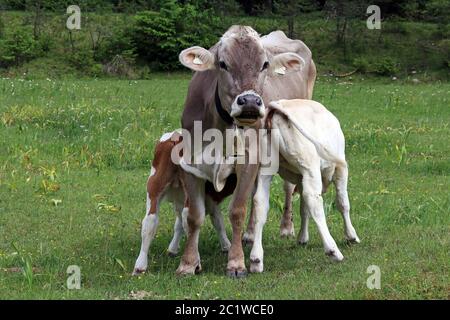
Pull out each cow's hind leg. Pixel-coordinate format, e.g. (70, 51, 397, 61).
(280, 180, 295, 237)
(334, 164, 360, 243)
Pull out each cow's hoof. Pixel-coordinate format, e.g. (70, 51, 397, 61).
(298, 240, 308, 246)
(132, 268, 146, 276)
(226, 268, 247, 279)
(280, 226, 295, 238)
(326, 249, 344, 262)
(176, 261, 201, 276)
(250, 258, 263, 273)
(242, 232, 254, 246)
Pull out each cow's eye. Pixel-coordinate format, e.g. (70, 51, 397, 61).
(219, 61, 228, 71)
(261, 61, 269, 71)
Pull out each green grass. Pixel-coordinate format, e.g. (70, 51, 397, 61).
(0, 75, 449, 299)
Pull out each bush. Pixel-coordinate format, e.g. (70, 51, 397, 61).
(130, 1, 221, 70)
(353, 56, 399, 76)
(66, 49, 102, 76)
(0, 26, 41, 67)
(374, 57, 399, 76)
(96, 25, 137, 65)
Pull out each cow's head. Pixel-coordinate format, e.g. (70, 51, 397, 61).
(179, 25, 304, 127)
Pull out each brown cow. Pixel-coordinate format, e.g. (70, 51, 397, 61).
(176, 26, 316, 277)
(133, 131, 235, 275)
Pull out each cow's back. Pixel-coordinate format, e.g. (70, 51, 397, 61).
(261, 31, 316, 101)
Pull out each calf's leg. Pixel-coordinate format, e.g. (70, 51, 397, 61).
(176, 174, 205, 275)
(249, 174, 272, 273)
(297, 192, 310, 245)
(167, 210, 184, 256)
(280, 180, 295, 237)
(333, 164, 360, 243)
(133, 191, 161, 275)
(206, 197, 231, 252)
(301, 167, 344, 261)
(242, 186, 257, 245)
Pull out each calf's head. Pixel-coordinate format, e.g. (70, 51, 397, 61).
(179, 25, 305, 127)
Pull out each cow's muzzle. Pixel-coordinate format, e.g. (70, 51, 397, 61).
(230, 91, 265, 126)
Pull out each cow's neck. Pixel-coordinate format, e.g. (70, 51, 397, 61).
(214, 84, 234, 126)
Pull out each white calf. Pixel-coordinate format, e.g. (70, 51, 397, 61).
(249, 99, 360, 273)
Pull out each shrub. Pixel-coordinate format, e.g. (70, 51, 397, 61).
(130, 1, 221, 70)
(96, 24, 137, 65)
(352, 57, 370, 73)
(374, 57, 399, 76)
(353, 56, 399, 76)
(0, 26, 41, 67)
(66, 49, 102, 76)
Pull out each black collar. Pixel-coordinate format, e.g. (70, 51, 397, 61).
(215, 84, 234, 125)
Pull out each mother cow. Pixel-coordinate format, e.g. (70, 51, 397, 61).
(177, 25, 315, 277)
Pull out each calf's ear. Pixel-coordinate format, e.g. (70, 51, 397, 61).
(179, 46, 215, 72)
(269, 52, 305, 75)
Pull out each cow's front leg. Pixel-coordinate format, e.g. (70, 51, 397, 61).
(176, 174, 205, 275)
(227, 163, 259, 278)
(250, 173, 272, 273)
(280, 180, 295, 237)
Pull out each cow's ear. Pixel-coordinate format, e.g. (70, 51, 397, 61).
(269, 52, 305, 75)
(179, 46, 215, 72)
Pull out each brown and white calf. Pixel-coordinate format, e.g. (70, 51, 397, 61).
(132, 131, 234, 275)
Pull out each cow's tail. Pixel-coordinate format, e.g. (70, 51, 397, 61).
(268, 101, 347, 167)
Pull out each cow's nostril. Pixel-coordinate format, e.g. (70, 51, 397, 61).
(256, 98, 262, 106)
(237, 96, 246, 105)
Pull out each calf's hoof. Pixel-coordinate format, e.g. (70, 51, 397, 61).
(326, 249, 344, 262)
(345, 234, 361, 244)
(132, 254, 148, 276)
(132, 268, 146, 276)
(176, 260, 202, 276)
(297, 232, 309, 246)
(242, 232, 254, 246)
(249, 258, 263, 273)
(221, 240, 232, 253)
(280, 225, 295, 238)
(167, 250, 178, 258)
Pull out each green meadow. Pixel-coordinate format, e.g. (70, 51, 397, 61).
(0, 76, 449, 299)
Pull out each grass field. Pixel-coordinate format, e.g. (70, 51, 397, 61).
(0, 75, 449, 299)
